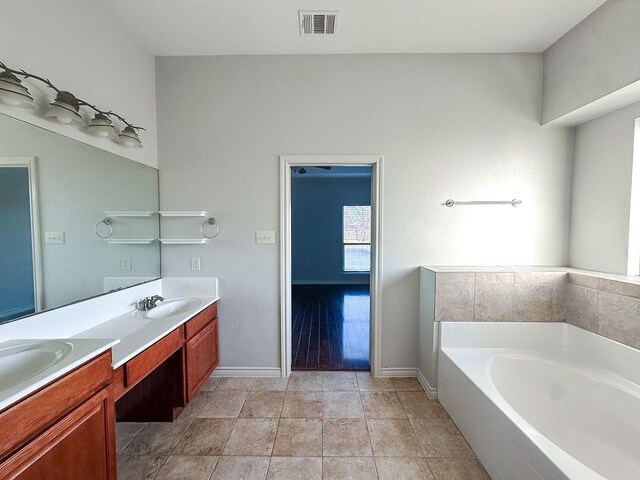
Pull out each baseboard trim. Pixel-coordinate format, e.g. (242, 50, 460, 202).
(211, 367, 282, 377)
(417, 369, 438, 399)
(378, 367, 417, 377)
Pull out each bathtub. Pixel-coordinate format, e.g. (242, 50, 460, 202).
(437, 322, 640, 480)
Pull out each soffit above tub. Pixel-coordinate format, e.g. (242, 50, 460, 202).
(99, 0, 606, 56)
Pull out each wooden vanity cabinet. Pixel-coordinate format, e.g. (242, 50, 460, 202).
(185, 317, 219, 401)
(0, 351, 116, 480)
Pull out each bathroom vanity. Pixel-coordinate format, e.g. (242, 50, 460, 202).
(0, 277, 220, 478)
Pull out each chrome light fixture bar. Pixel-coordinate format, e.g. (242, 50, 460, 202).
(0, 60, 145, 148)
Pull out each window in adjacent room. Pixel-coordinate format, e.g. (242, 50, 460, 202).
(343, 205, 371, 272)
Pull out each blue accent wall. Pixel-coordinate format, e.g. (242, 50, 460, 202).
(292, 172, 371, 285)
(0, 168, 34, 320)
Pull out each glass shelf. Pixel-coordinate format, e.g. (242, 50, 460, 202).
(103, 211, 155, 217)
(158, 238, 209, 245)
(158, 211, 208, 217)
(105, 238, 156, 245)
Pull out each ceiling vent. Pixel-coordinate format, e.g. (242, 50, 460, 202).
(299, 11, 339, 36)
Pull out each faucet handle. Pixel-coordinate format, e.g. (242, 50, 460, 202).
(137, 299, 149, 311)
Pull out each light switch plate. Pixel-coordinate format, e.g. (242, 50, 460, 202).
(191, 257, 201, 271)
(121, 257, 131, 271)
(256, 231, 275, 244)
(45, 231, 65, 244)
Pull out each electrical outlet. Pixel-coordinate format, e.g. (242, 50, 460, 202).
(45, 231, 65, 244)
(256, 231, 275, 244)
(191, 257, 201, 271)
(121, 257, 131, 271)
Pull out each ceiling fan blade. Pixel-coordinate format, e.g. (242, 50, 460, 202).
(298, 167, 307, 174)
(317, 166, 332, 170)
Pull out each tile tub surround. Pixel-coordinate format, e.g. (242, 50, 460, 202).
(117, 372, 490, 480)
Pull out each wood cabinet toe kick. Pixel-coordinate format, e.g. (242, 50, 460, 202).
(113, 301, 219, 422)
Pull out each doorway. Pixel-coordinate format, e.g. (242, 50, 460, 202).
(280, 155, 383, 377)
(0, 157, 41, 321)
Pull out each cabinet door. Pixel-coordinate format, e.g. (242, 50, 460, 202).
(0, 387, 116, 480)
(186, 318, 219, 400)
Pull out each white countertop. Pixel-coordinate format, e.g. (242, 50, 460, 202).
(73, 296, 219, 368)
(0, 338, 118, 411)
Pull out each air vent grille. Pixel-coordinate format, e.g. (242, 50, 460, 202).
(299, 11, 339, 36)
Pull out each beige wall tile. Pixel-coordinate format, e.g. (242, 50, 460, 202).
(513, 284, 553, 322)
(474, 283, 513, 322)
(475, 272, 514, 284)
(597, 292, 640, 349)
(435, 282, 474, 322)
(568, 273, 599, 289)
(552, 283, 567, 322)
(514, 272, 565, 284)
(565, 284, 599, 332)
(435, 272, 475, 283)
(599, 278, 640, 300)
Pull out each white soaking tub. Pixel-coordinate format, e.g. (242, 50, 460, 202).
(437, 322, 640, 480)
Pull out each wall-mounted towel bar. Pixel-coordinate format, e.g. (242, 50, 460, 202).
(444, 199, 522, 207)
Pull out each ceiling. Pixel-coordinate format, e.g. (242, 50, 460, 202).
(101, 0, 606, 56)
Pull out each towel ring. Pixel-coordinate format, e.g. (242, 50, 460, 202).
(201, 217, 220, 239)
(94, 217, 113, 239)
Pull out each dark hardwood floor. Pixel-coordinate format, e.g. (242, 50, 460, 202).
(292, 284, 370, 371)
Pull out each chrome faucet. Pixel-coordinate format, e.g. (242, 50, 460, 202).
(137, 295, 165, 311)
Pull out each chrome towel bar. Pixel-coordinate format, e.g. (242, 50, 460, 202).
(444, 199, 522, 207)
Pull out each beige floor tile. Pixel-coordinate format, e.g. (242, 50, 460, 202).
(178, 391, 210, 421)
(287, 371, 323, 391)
(367, 419, 424, 457)
(173, 418, 235, 456)
(397, 392, 448, 419)
(281, 391, 323, 418)
(267, 456, 323, 479)
(356, 373, 395, 392)
(223, 418, 279, 456)
(390, 377, 424, 392)
(216, 377, 256, 391)
(115, 422, 145, 454)
(361, 392, 406, 418)
(154, 455, 219, 480)
(323, 371, 359, 391)
(323, 419, 372, 457)
(197, 390, 249, 418)
(116, 454, 167, 480)
(410, 418, 475, 458)
(323, 457, 378, 480)
(323, 391, 364, 418)
(427, 457, 491, 480)
(376, 458, 434, 480)
(272, 418, 323, 456)
(240, 391, 286, 418)
(252, 377, 289, 391)
(211, 456, 270, 480)
(200, 376, 221, 391)
(122, 421, 191, 456)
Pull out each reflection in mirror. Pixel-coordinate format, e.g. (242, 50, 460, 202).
(0, 113, 160, 323)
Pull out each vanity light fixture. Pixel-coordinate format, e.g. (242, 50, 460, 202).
(0, 71, 37, 109)
(0, 60, 145, 148)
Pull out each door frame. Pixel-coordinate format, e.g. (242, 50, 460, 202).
(0, 156, 42, 313)
(279, 155, 384, 377)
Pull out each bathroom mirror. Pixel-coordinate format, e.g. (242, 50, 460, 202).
(0, 113, 160, 323)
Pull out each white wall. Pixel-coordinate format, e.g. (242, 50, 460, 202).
(0, 0, 158, 168)
(569, 101, 640, 274)
(542, 0, 640, 125)
(156, 54, 574, 371)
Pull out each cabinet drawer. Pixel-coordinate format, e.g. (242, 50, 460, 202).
(185, 302, 217, 341)
(0, 351, 112, 460)
(125, 328, 183, 387)
(186, 318, 218, 401)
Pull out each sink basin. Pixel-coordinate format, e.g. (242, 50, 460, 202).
(146, 297, 201, 319)
(0, 341, 73, 392)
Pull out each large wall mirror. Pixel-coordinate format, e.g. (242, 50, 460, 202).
(0, 113, 160, 323)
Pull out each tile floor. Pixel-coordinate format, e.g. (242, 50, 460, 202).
(116, 372, 491, 479)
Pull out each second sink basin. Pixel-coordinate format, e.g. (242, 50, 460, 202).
(0, 340, 73, 392)
(146, 297, 201, 319)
